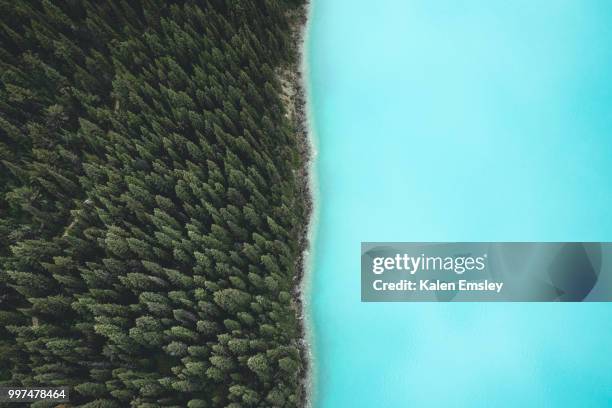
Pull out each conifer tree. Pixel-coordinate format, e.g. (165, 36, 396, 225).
(1, 0, 308, 406)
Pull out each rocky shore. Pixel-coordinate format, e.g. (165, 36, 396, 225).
(279, 2, 314, 406)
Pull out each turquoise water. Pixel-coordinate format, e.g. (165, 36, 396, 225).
(307, 1, 612, 407)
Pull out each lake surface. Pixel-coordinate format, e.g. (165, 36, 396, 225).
(307, 1, 612, 406)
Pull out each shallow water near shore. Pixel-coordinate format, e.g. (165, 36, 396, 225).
(307, 1, 612, 406)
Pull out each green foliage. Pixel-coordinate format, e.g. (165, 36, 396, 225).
(0, 0, 307, 406)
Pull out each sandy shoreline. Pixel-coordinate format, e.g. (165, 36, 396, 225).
(280, 1, 316, 406)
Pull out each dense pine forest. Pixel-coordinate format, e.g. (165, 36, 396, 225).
(0, 0, 309, 406)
